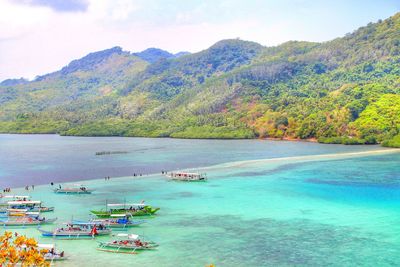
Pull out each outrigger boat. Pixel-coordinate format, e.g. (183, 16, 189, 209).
(167, 171, 207, 181)
(0, 195, 31, 209)
(74, 214, 145, 229)
(36, 244, 67, 262)
(97, 233, 158, 254)
(91, 202, 159, 218)
(39, 222, 111, 239)
(0, 212, 56, 227)
(54, 184, 93, 194)
(6, 200, 54, 213)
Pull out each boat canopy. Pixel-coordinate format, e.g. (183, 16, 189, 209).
(69, 221, 104, 226)
(107, 203, 145, 207)
(2, 195, 31, 199)
(170, 171, 203, 176)
(8, 200, 41, 205)
(38, 244, 55, 249)
(7, 208, 28, 212)
(116, 233, 139, 239)
(21, 244, 55, 249)
(26, 212, 40, 215)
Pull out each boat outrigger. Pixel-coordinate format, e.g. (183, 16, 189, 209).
(39, 222, 112, 239)
(0, 212, 57, 227)
(74, 215, 145, 229)
(97, 233, 158, 254)
(54, 184, 93, 194)
(91, 202, 159, 218)
(167, 171, 207, 181)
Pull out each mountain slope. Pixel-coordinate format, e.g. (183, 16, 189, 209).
(0, 13, 399, 145)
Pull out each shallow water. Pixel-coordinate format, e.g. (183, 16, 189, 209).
(0, 134, 385, 187)
(0, 135, 399, 266)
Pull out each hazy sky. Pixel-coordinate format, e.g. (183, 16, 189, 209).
(0, 0, 399, 81)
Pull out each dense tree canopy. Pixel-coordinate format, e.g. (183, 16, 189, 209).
(0, 13, 399, 146)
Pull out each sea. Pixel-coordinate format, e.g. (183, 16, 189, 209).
(0, 134, 399, 266)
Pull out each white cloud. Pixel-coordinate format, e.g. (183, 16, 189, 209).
(0, 0, 398, 81)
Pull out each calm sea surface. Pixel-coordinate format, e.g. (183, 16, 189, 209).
(0, 134, 399, 266)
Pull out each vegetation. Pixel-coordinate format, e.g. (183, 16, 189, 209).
(382, 134, 400, 148)
(0, 13, 400, 144)
(0, 231, 49, 266)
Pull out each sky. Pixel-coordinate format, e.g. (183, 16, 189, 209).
(0, 0, 399, 81)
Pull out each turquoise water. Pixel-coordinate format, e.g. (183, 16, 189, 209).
(1, 135, 400, 266)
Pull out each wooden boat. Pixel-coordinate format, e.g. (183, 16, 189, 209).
(91, 202, 159, 218)
(0, 213, 57, 226)
(0, 195, 31, 209)
(167, 171, 207, 181)
(18, 243, 67, 263)
(39, 222, 112, 239)
(97, 233, 158, 254)
(36, 244, 68, 262)
(74, 215, 145, 229)
(54, 184, 93, 194)
(6, 200, 54, 213)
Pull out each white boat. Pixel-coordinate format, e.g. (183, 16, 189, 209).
(74, 214, 145, 229)
(39, 222, 112, 239)
(6, 200, 54, 214)
(97, 233, 158, 254)
(33, 244, 67, 262)
(167, 171, 207, 181)
(0, 212, 57, 226)
(0, 195, 31, 208)
(54, 184, 93, 194)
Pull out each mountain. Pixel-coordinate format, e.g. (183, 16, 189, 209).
(134, 48, 175, 63)
(133, 48, 191, 63)
(0, 78, 28, 86)
(174, 51, 191, 57)
(0, 13, 399, 146)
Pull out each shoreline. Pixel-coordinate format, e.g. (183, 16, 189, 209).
(0, 133, 378, 146)
(5, 147, 399, 192)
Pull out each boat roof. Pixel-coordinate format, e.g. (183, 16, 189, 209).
(26, 212, 40, 215)
(38, 244, 55, 249)
(116, 233, 139, 239)
(66, 221, 103, 225)
(21, 244, 55, 249)
(2, 195, 31, 199)
(7, 208, 28, 212)
(8, 200, 41, 205)
(107, 203, 145, 207)
(171, 171, 201, 175)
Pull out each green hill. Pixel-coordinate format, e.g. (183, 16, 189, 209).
(0, 13, 399, 146)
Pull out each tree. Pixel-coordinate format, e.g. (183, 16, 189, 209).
(0, 231, 49, 266)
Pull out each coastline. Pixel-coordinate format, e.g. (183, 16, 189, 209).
(5, 147, 399, 192)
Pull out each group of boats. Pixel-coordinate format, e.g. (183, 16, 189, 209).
(0, 184, 162, 259)
(1, 171, 206, 261)
(0, 195, 56, 226)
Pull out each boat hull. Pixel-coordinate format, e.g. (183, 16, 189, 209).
(54, 189, 93, 194)
(0, 218, 57, 227)
(39, 229, 111, 238)
(97, 241, 158, 253)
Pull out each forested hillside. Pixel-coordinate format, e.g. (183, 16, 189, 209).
(0, 12, 399, 146)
